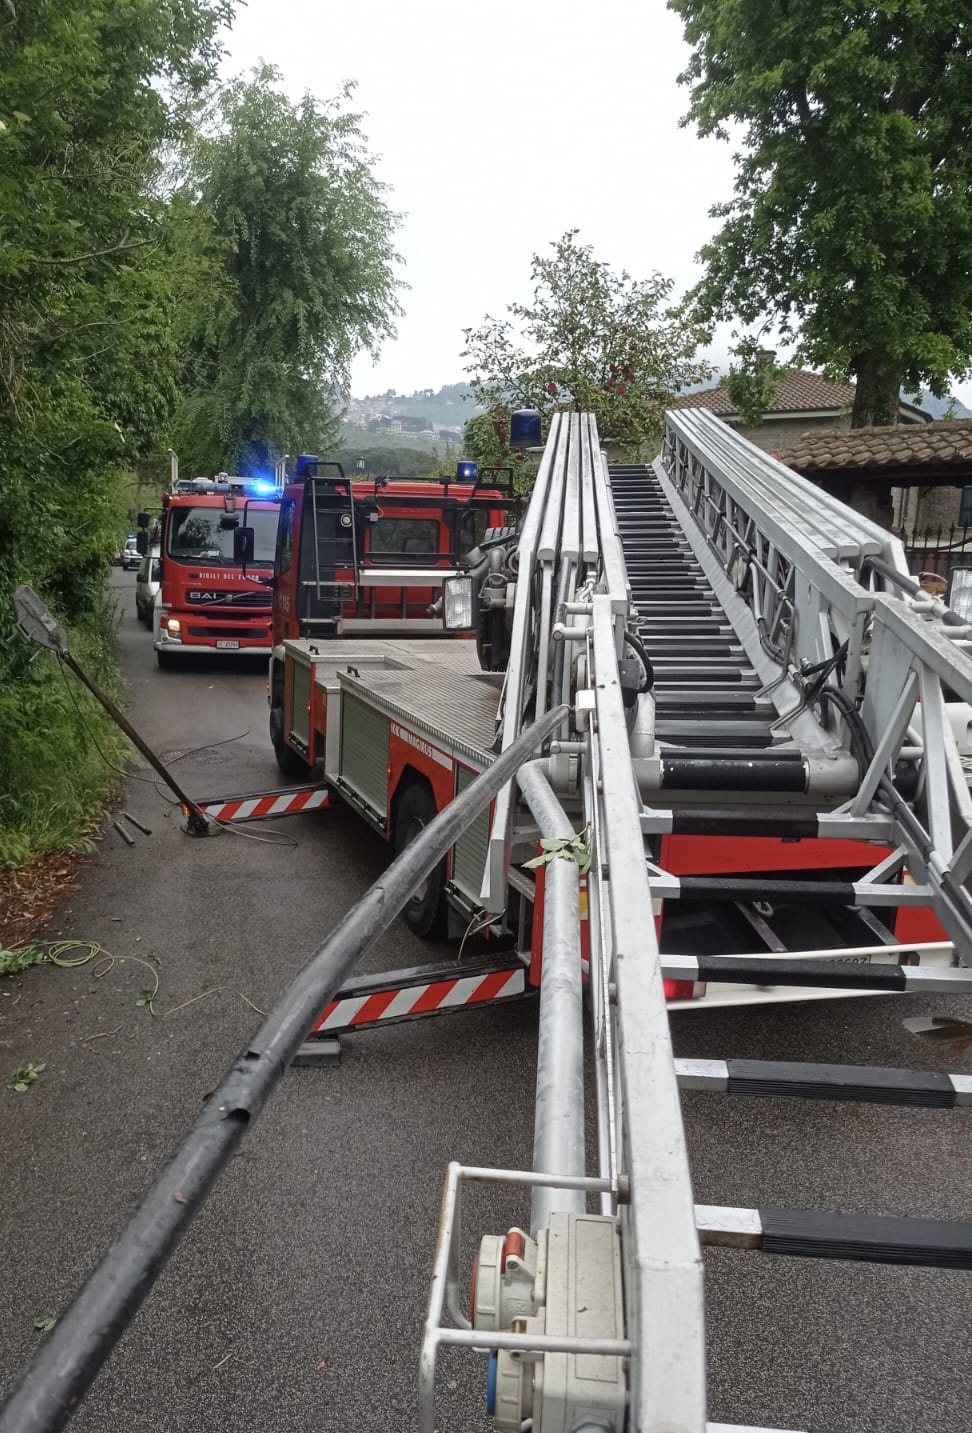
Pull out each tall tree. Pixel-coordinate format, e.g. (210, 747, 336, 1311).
(461, 231, 710, 464)
(0, 0, 230, 862)
(672, 0, 972, 426)
(172, 66, 402, 474)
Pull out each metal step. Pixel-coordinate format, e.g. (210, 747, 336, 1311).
(676, 1057, 972, 1107)
(696, 1205, 972, 1269)
(654, 720, 778, 747)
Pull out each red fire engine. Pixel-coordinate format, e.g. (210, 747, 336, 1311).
(146, 475, 282, 668)
(238, 455, 513, 774)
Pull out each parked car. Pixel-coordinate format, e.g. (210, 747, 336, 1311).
(135, 549, 161, 626)
(122, 536, 140, 571)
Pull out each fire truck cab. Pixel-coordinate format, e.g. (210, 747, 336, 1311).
(150, 476, 281, 667)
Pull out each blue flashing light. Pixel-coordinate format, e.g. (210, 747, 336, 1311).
(510, 409, 542, 449)
(456, 459, 478, 482)
(248, 479, 277, 496)
(296, 454, 318, 478)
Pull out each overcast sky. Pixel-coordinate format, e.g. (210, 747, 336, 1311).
(223, 0, 972, 409)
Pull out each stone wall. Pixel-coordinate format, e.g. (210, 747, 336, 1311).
(735, 413, 853, 454)
(895, 484, 966, 536)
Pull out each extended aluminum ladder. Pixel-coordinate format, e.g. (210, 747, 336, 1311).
(421, 411, 972, 1433)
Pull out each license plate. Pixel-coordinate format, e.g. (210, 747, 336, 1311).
(216, 639, 240, 650)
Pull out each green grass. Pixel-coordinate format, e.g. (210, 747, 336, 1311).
(0, 595, 131, 869)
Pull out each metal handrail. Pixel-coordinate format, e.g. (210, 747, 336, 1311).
(482, 413, 568, 908)
(586, 593, 705, 1432)
(0, 705, 567, 1433)
(659, 409, 972, 959)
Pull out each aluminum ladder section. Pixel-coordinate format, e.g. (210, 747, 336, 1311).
(422, 413, 972, 1433)
(584, 586, 972, 1433)
(630, 408, 972, 962)
(422, 413, 705, 1433)
(481, 411, 622, 909)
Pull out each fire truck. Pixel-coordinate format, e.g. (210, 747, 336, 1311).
(146, 465, 283, 668)
(7, 410, 972, 1433)
(238, 454, 513, 774)
(263, 415, 955, 1005)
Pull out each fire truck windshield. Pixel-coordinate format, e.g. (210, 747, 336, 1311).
(166, 506, 278, 565)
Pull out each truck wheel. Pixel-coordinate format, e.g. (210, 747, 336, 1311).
(394, 782, 447, 939)
(270, 706, 310, 778)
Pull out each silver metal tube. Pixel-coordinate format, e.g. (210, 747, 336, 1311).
(516, 762, 586, 1233)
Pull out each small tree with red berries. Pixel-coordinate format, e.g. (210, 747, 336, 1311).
(462, 230, 711, 462)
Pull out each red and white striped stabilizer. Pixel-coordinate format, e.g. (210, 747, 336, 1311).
(196, 786, 329, 823)
(311, 959, 530, 1037)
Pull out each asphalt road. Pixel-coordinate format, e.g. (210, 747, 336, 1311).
(1, 568, 971, 1433)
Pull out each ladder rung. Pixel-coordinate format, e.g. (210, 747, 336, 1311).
(676, 1057, 972, 1108)
(663, 954, 972, 993)
(696, 1204, 972, 1269)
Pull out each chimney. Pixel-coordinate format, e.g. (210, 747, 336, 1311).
(755, 347, 777, 367)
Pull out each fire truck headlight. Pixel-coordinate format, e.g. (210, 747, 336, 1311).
(442, 575, 475, 631)
(165, 616, 181, 634)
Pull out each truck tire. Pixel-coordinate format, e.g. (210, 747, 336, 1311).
(270, 706, 310, 778)
(394, 781, 448, 939)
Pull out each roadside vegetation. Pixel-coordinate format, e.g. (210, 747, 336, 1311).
(0, 2, 400, 868)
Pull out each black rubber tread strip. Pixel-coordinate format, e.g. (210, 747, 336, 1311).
(759, 1207, 972, 1268)
(695, 958, 906, 990)
(726, 1059, 954, 1107)
(670, 807, 819, 838)
(679, 877, 856, 903)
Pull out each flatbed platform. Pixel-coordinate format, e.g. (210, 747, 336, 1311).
(340, 663, 503, 767)
(282, 636, 504, 774)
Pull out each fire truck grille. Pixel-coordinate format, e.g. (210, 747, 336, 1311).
(186, 625, 270, 640)
(185, 590, 271, 609)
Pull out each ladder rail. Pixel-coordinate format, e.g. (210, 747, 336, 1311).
(652, 412, 972, 961)
(587, 593, 705, 1431)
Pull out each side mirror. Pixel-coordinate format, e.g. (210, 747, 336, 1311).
(136, 532, 149, 556)
(233, 527, 255, 565)
(137, 511, 150, 529)
(151, 558, 162, 582)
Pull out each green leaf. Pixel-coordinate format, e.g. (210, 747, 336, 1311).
(8, 1061, 45, 1092)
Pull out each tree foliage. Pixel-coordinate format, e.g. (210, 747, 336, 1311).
(723, 336, 792, 425)
(171, 66, 403, 474)
(461, 231, 711, 461)
(672, 0, 972, 426)
(0, 0, 230, 864)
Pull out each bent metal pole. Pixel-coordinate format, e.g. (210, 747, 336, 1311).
(0, 705, 568, 1433)
(11, 585, 210, 835)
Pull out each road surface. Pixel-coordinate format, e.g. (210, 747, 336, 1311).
(1, 568, 970, 1432)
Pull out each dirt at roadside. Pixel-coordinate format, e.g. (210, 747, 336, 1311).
(0, 853, 81, 950)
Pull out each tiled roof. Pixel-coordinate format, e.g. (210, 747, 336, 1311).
(778, 419, 972, 473)
(674, 368, 857, 417)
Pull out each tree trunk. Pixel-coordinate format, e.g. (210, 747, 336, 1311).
(851, 355, 903, 428)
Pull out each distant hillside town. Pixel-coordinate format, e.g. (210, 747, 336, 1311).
(343, 382, 483, 449)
